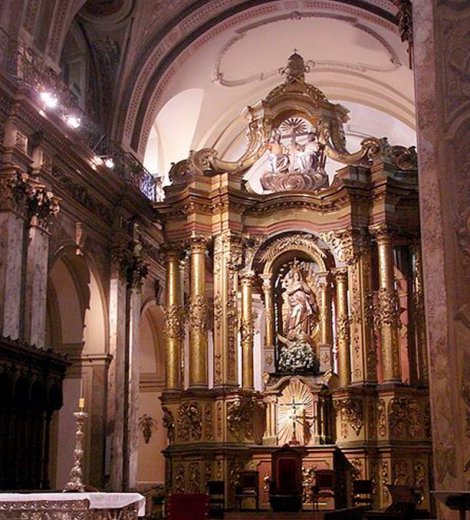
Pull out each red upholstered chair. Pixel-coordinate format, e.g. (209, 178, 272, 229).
(167, 493, 209, 520)
(269, 444, 304, 512)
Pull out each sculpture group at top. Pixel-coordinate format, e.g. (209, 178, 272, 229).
(175, 52, 417, 193)
(266, 130, 321, 175)
(261, 120, 328, 192)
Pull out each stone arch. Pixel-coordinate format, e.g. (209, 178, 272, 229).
(137, 299, 166, 487)
(253, 232, 332, 276)
(46, 246, 108, 489)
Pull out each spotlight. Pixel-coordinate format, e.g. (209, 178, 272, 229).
(40, 91, 58, 109)
(91, 155, 104, 167)
(104, 157, 115, 169)
(66, 115, 81, 129)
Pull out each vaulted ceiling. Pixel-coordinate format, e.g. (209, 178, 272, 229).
(7, 0, 415, 177)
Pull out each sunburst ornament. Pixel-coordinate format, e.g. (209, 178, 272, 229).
(277, 378, 315, 446)
(279, 117, 308, 136)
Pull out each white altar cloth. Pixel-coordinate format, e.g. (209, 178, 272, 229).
(0, 492, 146, 516)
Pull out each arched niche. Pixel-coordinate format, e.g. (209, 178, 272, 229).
(46, 248, 108, 489)
(137, 301, 166, 487)
(253, 233, 335, 375)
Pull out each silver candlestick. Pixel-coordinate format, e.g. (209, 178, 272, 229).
(63, 410, 88, 492)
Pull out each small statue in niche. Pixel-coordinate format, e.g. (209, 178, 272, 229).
(282, 262, 318, 340)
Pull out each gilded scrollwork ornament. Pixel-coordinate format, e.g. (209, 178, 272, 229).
(334, 398, 364, 437)
(336, 316, 350, 347)
(227, 397, 255, 440)
(204, 403, 214, 440)
(381, 460, 390, 501)
(321, 228, 367, 266)
(188, 462, 201, 492)
(393, 460, 410, 485)
(175, 463, 185, 492)
(162, 407, 175, 443)
(260, 233, 325, 266)
(413, 462, 426, 488)
(388, 398, 422, 438)
(378, 399, 387, 437)
(189, 295, 207, 333)
(177, 401, 202, 441)
(377, 288, 400, 327)
(165, 304, 185, 340)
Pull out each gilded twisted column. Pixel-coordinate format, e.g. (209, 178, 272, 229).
(165, 250, 183, 390)
(374, 227, 401, 382)
(189, 236, 208, 388)
(261, 274, 275, 348)
(335, 267, 350, 387)
(240, 271, 255, 390)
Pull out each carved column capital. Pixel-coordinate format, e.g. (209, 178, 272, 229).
(112, 239, 149, 288)
(322, 228, 369, 265)
(370, 224, 395, 245)
(0, 172, 60, 226)
(239, 270, 256, 284)
(333, 266, 348, 281)
(188, 233, 209, 252)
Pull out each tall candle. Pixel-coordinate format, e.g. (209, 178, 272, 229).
(78, 397, 85, 410)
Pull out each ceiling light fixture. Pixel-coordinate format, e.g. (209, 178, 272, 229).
(39, 91, 58, 109)
(66, 115, 81, 129)
(104, 157, 115, 169)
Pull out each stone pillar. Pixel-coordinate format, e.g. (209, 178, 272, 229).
(240, 271, 255, 391)
(23, 186, 59, 348)
(126, 286, 141, 490)
(165, 250, 183, 390)
(335, 268, 350, 388)
(374, 227, 401, 383)
(107, 261, 127, 490)
(188, 236, 208, 388)
(108, 237, 148, 490)
(23, 216, 49, 347)
(412, 2, 470, 502)
(0, 174, 27, 339)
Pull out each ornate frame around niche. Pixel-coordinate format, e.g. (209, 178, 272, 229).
(252, 232, 335, 374)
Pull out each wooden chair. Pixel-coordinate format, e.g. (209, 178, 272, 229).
(312, 469, 336, 511)
(207, 480, 224, 518)
(352, 479, 373, 509)
(234, 470, 259, 511)
(167, 493, 209, 520)
(269, 444, 304, 512)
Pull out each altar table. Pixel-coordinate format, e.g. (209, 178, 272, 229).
(0, 492, 145, 519)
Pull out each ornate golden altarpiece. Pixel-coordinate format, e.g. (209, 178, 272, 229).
(158, 54, 430, 510)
